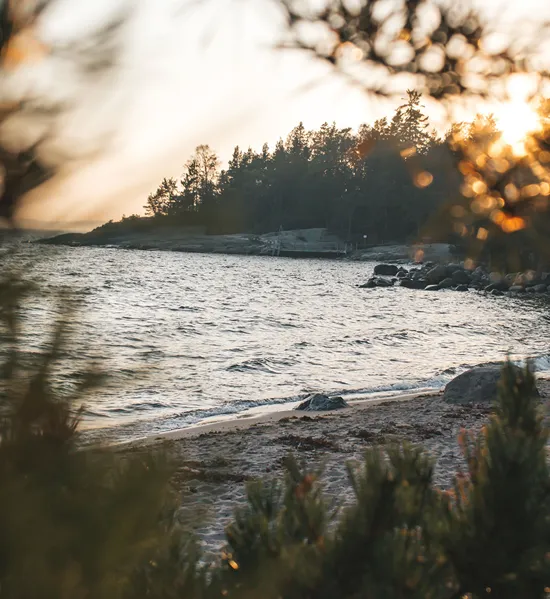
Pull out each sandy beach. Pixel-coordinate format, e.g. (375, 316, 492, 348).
(117, 381, 550, 558)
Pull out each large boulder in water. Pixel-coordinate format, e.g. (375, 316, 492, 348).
(445, 263, 462, 274)
(451, 269, 471, 285)
(443, 365, 539, 405)
(426, 264, 448, 284)
(485, 281, 509, 292)
(438, 277, 454, 289)
(359, 277, 394, 288)
(295, 394, 349, 411)
(374, 277, 394, 287)
(374, 264, 399, 276)
(358, 279, 377, 289)
(400, 278, 428, 289)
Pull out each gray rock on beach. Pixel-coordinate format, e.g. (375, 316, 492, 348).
(443, 365, 539, 405)
(295, 394, 349, 411)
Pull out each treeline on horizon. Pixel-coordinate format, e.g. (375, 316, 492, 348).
(96, 91, 550, 269)
(127, 91, 470, 244)
(92, 90, 550, 270)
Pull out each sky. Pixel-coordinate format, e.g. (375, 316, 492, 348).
(1, 0, 550, 229)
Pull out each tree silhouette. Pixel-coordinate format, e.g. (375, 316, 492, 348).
(281, 0, 550, 261)
(144, 178, 179, 217)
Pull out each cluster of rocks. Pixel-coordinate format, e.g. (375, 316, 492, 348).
(359, 262, 550, 296)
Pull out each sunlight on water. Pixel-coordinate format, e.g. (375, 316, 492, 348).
(9, 245, 550, 442)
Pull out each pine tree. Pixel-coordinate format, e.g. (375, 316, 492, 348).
(442, 362, 550, 598)
(144, 178, 179, 216)
(392, 90, 433, 155)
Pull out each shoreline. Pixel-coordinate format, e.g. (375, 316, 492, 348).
(36, 227, 453, 264)
(116, 389, 441, 448)
(85, 355, 550, 448)
(100, 367, 549, 560)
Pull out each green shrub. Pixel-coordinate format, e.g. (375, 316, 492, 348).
(442, 363, 550, 598)
(0, 268, 180, 599)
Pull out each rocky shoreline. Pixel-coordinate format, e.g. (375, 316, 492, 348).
(36, 226, 457, 263)
(36, 227, 353, 257)
(360, 261, 550, 296)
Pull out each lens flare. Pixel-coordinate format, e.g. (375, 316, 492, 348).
(493, 100, 542, 150)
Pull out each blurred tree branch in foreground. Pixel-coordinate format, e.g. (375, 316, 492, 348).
(0, 0, 128, 222)
(281, 0, 550, 264)
(281, 0, 550, 101)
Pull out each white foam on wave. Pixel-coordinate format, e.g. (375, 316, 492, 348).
(179, 379, 451, 429)
(184, 355, 550, 427)
(532, 353, 550, 373)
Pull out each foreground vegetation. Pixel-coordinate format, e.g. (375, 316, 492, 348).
(0, 268, 548, 598)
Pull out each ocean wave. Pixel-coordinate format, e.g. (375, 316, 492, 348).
(79, 356, 550, 441)
(226, 357, 295, 374)
(119, 380, 449, 434)
(105, 401, 174, 415)
(514, 352, 550, 373)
